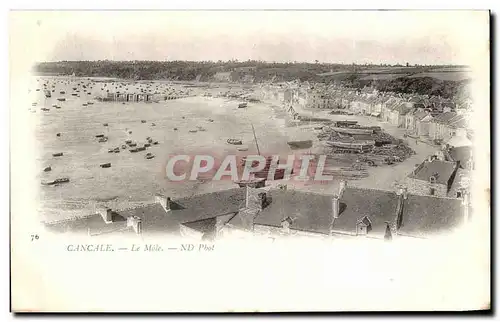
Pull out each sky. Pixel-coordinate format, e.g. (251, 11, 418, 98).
(10, 11, 489, 66)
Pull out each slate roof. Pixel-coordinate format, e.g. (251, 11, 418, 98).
(408, 159, 458, 185)
(333, 187, 399, 236)
(449, 146, 473, 168)
(398, 195, 464, 237)
(251, 189, 334, 235)
(44, 188, 246, 236)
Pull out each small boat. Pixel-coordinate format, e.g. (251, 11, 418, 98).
(82, 103, 88, 106)
(87, 102, 94, 105)
(130, 148, 139, 153)
(31, 102, 37, 106)
(43, 166, 52, 172)
(103, 123, 108, 127)
(141, 120, 146, 123)
(42, 177, 70, 186)
(60, 91, 65, 94)
(287, 140, 313, 150)
(332, 127, 374, 135)
(173, 128, 178, 131)
(108, 148, 114, 153)
(145, 153, 155, 159)
(137, 147, 146, 152)
(189, 130, 198, 133)
(121, 145, 127, 149)
(128, 142, 137, 147)
(237, 147, 248, 151)
(128, 131, 132, 134)
(151, 123, 156, 126)
(52, 152, 63, 157)
(95, 134, 105, 138)
(144, 143, 151, 148)
(98, 137, 108, 143)
(153, 141, 159, 145)
(56, 133, 61, 137)
(72, 93, 78, 96)
(57, 98, 66, 102)
(100, 163, 111, 168)
(238, 103, 248, 108)
(208, 119, 214, 122)
(227, 138, 243, 145)
(125, 140, 132, 144)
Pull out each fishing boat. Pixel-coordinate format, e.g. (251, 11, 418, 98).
(95, 134, 105, 138)
(59, 91, 65, 94)
(82, 103, 88, 106)
(41, 108, 50, 111)
(335, 120, 358, 127)
(98, 137, 108, 143)
(141, 120, 147, 123)
(237, 147, 248, 151)
(145, 153, 155, 159)
(287, 140, 313, 150)
(238, 102, 248, 108)
(331, 127, 374, 135)
(52, 152, 63, 157)
(128, 142, 137, 147)
(57, 97, 66, 102)
(130, 148, 139, 153)
(43, 166, 52, 172)
(125, 140, 132, 144)
(56, 133, 61, 137)
(137, 147, 146, 152)
(121, 145, 127, 149)
(144, 143, 151, 148)
(100, 163, 111, 168)
(189, 130, 198, 133)
(103, 123, 108, 127)
(227, 138, 243, 145)
(41, 177, 70, 186)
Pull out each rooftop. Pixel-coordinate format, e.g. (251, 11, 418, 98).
(408, 159, 458, 185)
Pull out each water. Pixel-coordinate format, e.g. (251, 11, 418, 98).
(29, 77, 303, 222)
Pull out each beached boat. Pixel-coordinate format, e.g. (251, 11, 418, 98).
(335, 121, 358, 127)
(331, 127, 374, 135)
(52, 152, 63, 157)
(98, 137, 108, 143)
(145, 153, 155, 159)
(128, 142, 137, 147)
(57, 97, 66, 102)
(100, 163, 111, 168)
(95, 134, 105, 138)
(43, 166, 52, 172)
(238, 103, 248, 108)
(41, 177, 70, 186)
(287, 140, 313, 150)
(227, 138, 243, 145)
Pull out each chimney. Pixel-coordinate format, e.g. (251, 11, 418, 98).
(393, 187, 407, 232)
(332, 194, 340, 219)
(155, 193, 171, 213)
(98, 206, 113, 223)
(127, 216, 143, 234)
(246, 187, 267, 210)
(338, 180, 347, 197)
(461, 189, 470, 224)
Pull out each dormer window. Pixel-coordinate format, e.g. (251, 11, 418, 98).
(356, 216, 372, 236)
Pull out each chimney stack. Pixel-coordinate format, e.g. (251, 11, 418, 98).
(127, 216, 143, 234)
(332, 194, 340, 219)
(98, 206, 113, 223)
(246, 187, 267, 210)
(338, 180, 347, 197)
(155, 193, 171, 213)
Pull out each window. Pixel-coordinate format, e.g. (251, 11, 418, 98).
(429, 176, 436, 184)
(430, 188, 436, 195)
(456, 191, 462, 198)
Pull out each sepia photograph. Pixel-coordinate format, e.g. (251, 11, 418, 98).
(9, 10, 491, 312)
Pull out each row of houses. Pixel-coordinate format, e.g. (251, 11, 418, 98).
(260, 82, 471, 144)
(44, 178, 471, 241)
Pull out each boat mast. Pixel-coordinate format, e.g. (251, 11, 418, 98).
(251, 123, 261, 156)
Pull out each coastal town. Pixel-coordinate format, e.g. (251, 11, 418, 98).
(38, 67, 474, 242)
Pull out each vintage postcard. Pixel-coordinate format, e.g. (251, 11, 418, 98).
(10, 10, 490, 312)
